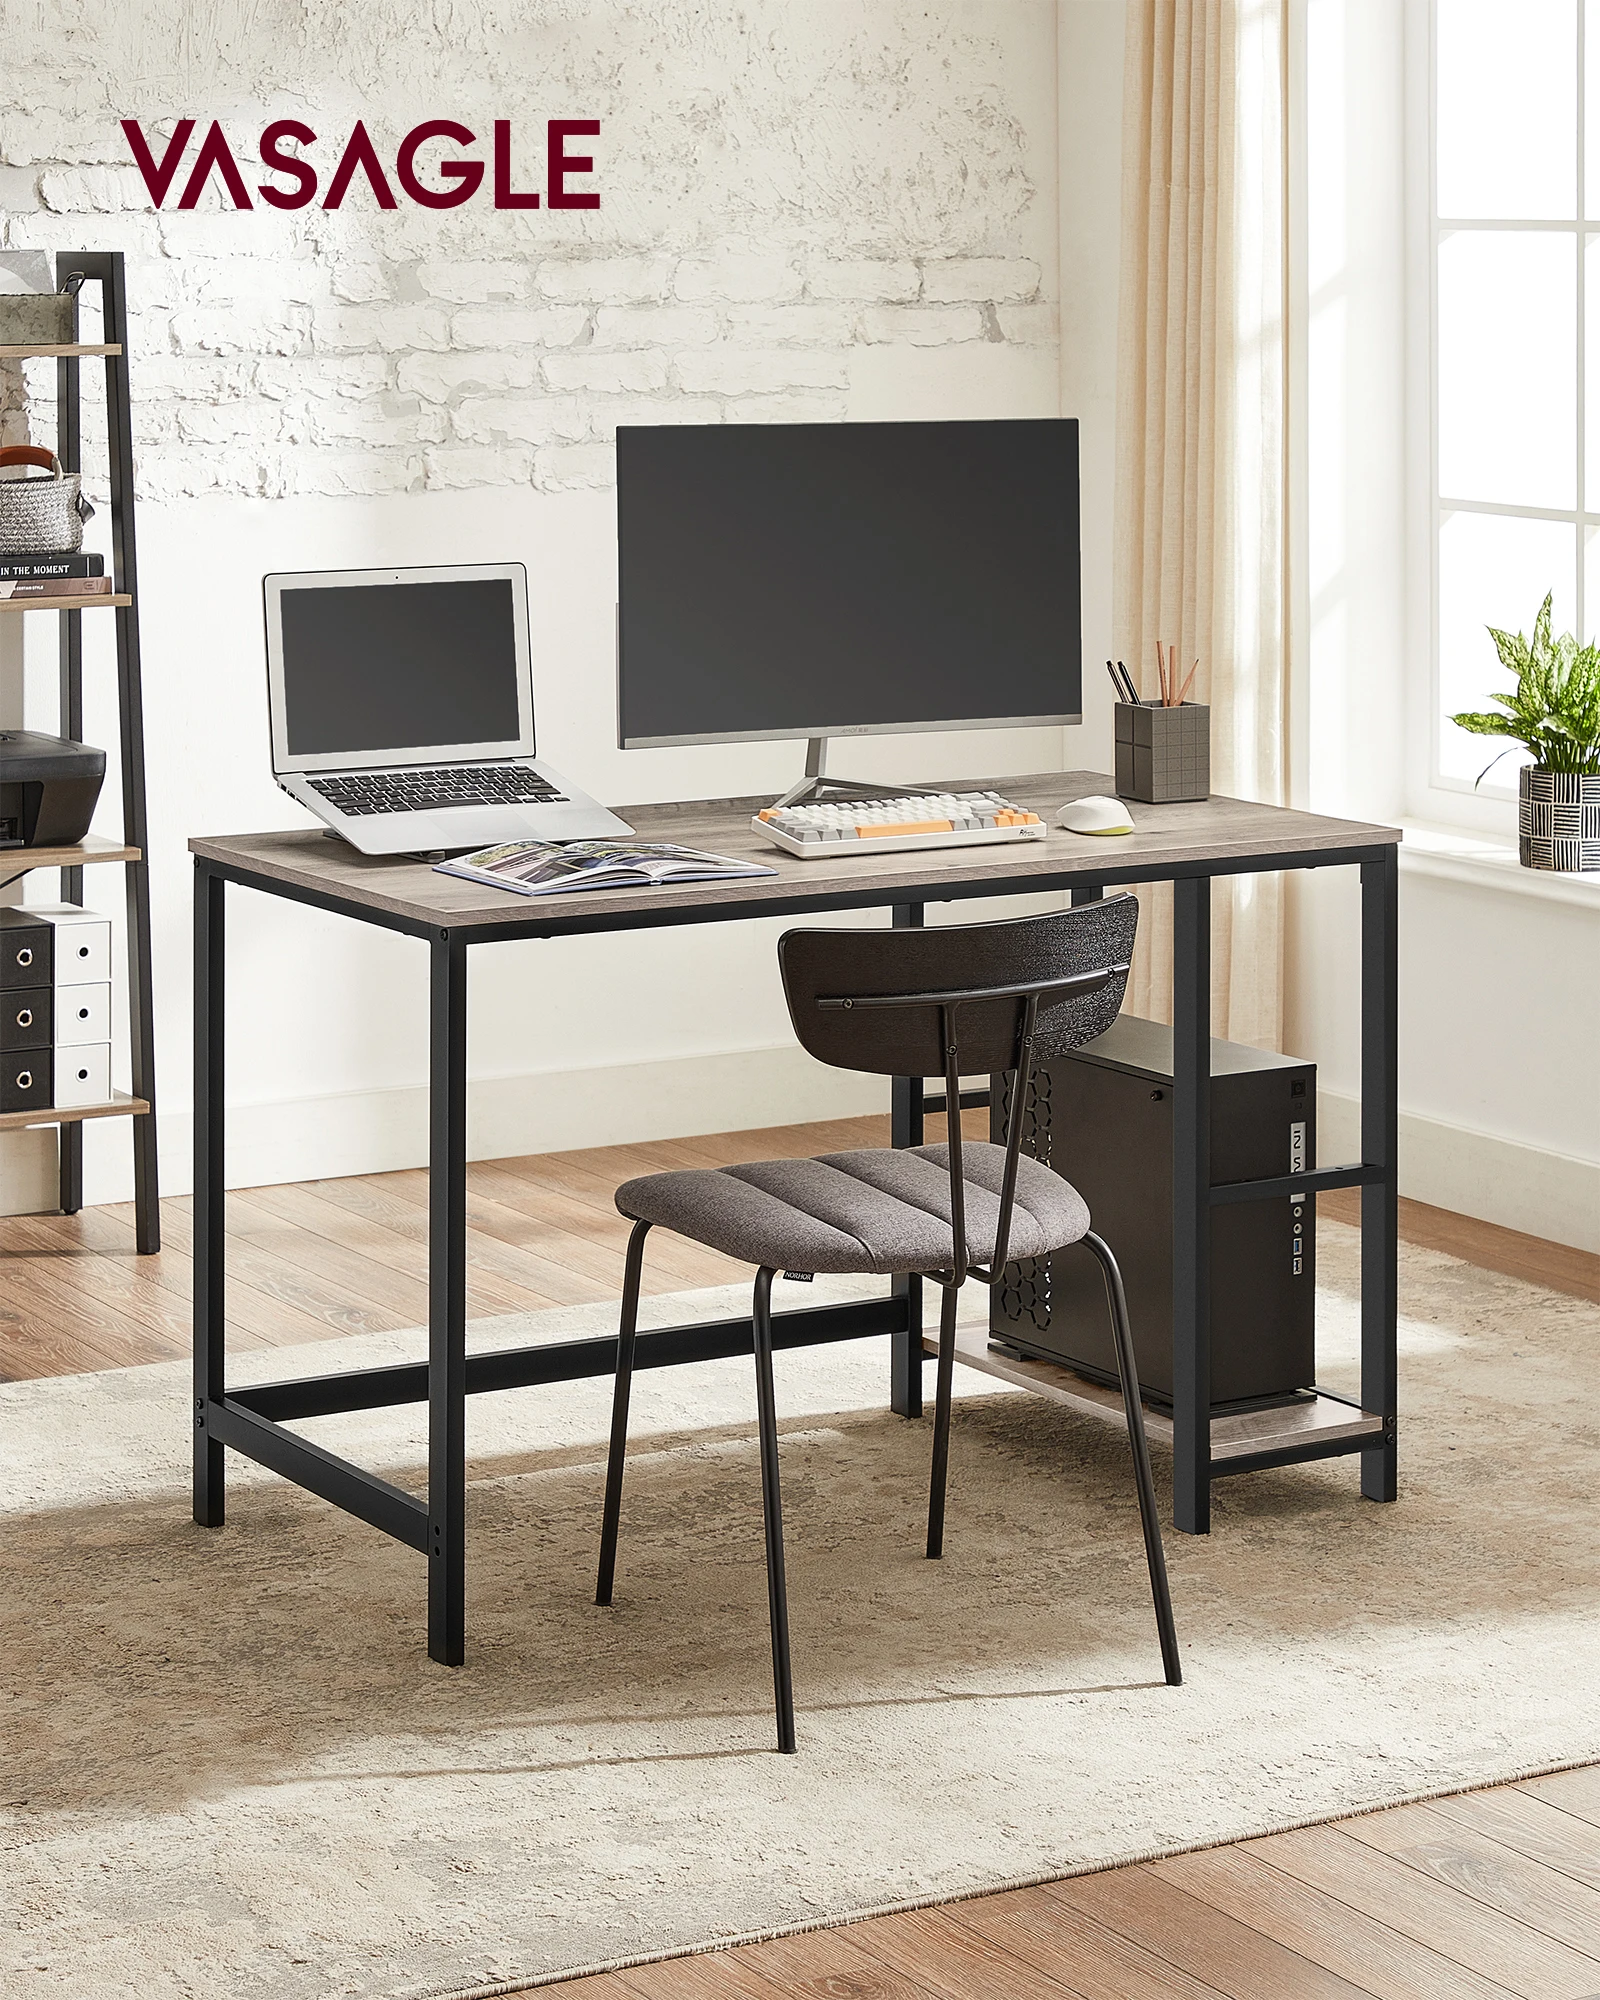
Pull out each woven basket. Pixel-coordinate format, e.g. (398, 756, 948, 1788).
(0, 446, 93, 555)
(1519, 766, 1600, 872)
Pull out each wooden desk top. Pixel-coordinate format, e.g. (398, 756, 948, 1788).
(190, 772, 1400, 938)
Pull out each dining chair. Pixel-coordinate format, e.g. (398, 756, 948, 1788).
(594, 895, 1180, 1751)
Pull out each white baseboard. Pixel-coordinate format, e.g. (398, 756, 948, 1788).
(1318, 1090, 1600, 1255)
(138, 1043, 886, 1200)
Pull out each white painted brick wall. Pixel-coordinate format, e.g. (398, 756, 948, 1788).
(861, 306, 989, 347)
(0, 2, 1055, 499)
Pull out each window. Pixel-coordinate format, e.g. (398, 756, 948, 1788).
(1431, 0, 1590, 797)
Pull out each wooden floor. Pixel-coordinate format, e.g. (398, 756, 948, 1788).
(0, 1113, 910, 1382)
(550, 1770, 1600, 1997)
(5, 1117, 1599, 1995)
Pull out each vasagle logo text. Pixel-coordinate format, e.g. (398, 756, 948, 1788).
(119, 118, 599, 210)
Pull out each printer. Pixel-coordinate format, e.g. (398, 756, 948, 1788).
(0, 730, 105, 848)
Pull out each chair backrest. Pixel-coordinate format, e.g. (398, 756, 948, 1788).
(777, 896, 1139, 1080)
(778, 898, 1138, 1285)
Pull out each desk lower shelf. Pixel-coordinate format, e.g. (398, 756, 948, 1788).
(0, 1090, 148, 1132)
(927, 1327, 1387, 1473)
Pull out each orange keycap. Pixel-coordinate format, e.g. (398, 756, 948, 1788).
(859, 819, 954, 837)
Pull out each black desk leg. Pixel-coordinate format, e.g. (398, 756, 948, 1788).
(890, 901, 925, 1418)
(1360, 847, 1400, 1502)
(1172, 875, 1212, 1535)
(428, 930, 469, 1665)
(193, 862, 226, 1528)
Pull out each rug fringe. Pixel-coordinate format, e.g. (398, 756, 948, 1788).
(414, 1746, 1600, 1999)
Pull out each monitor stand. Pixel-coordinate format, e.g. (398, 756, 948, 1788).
(772, 738, 925, 810)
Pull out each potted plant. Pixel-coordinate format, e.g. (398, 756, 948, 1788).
(1451, 592, 1600, 871)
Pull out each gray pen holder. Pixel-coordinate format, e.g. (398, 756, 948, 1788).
(1115, 700, 1210, 803)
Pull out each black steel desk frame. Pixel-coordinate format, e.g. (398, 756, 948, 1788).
(193, 837, 1398, 1666)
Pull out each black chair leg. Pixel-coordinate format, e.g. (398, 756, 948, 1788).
(751, 1265, 797, 1753)
(1083, 1230, 1183, 1686)
(596, 1218, 651, 1607)
(926, 1279, 960, 1558)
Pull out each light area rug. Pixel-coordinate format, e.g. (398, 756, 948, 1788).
(2, 1223, 1598, 1999)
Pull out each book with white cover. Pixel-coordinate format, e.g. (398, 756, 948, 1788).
(435, 840, 777, 899)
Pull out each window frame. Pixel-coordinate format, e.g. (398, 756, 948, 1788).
(1411, 0, 1592, 831)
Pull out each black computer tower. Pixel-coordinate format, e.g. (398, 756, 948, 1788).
(989, 1014, 1316, 1412)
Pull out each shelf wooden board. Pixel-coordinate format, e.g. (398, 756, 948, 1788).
(927, 1327, 1385, 1461)
(1206, 1391, 1385, 1462)
(0, 835, 141, 880)
(0, 594, 130, 613)
(0, 343, 122, 359)
(0, 1090, 148, 1132)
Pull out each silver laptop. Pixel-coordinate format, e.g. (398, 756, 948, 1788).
(264, 562, 632, 856)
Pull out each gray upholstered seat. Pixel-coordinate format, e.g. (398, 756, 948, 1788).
(616, 1141, 1090, 1276)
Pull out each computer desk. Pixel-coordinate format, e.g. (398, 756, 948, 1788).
(191, 773, 1401, 1666)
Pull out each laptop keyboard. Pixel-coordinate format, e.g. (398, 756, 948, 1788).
(307, 766, 568, 817)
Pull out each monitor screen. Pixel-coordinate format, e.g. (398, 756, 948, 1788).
(616, 418, 1081, 749)
(276, 576, 523, 758)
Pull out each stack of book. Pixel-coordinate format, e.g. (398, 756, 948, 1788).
(0, 552, 111, 602)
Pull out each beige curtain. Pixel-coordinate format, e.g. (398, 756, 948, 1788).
(1114, 0, 1289, 1049)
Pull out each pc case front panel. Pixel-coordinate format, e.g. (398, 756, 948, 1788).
(990, 1018, 1316, 1410)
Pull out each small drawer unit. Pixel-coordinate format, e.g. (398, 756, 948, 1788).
(0, 989, 51, 1050)
(1, 1048, 52, 1114)
(2, 904, 116, 1111)
(56, 1043, 110, 1108)
(29, 903, 113, 988)
(0, 910, 52, 989)
(56, 982, 110, 1046)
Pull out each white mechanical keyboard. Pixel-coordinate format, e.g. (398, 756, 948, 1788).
(753, 790, 1047, 858)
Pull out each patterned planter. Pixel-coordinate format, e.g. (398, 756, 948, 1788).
(1519, 766, 1600, 871)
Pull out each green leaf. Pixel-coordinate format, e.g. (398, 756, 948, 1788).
(1533, 590, 1553, 657)
(1449, 710, 1519, 736)
(1487, 624, 1531, 674)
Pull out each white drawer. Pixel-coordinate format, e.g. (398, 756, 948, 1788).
(51, 919, 111, 987)
(56, 982, 110, 1046)
(15, 906, 114, 987)
(55, 1042, 110, 1107)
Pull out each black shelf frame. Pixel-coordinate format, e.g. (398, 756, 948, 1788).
(52, 251, 159, 1250)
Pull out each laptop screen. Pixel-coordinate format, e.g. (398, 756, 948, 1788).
(276, 575, 524, 759)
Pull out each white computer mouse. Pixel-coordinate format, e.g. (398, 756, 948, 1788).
(1058, 794, 1136, 836)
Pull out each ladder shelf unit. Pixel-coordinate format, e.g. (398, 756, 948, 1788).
(1, 253, 158, 1251)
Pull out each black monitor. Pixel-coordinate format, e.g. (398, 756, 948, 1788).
(615, 418, 1081, 749)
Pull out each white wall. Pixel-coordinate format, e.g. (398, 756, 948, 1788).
(11, 1, 1580, 1244)
(0, 0, 1070, 1204)
(1285, 0, 1600, 1252)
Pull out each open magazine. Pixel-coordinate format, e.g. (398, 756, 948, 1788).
(435, 839, 778, 898)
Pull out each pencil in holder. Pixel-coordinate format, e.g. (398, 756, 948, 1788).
(1115, 701, 1210, 803)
